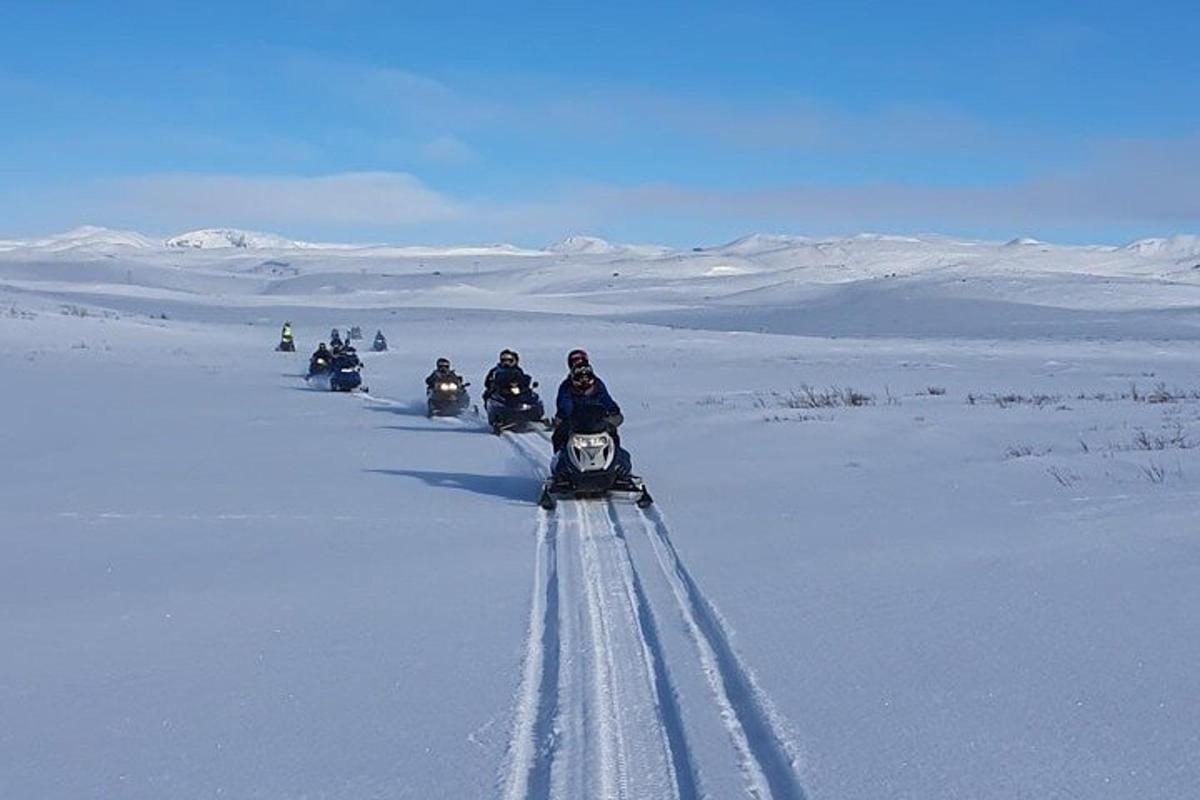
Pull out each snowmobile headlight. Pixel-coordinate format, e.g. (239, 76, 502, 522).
(439, 382, 458, 391)
(509, 385, 521, 395)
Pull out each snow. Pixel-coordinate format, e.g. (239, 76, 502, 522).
(165, 228, 308, 250)
(2, 226, 1200, 799)
(547, 234, 674, 258)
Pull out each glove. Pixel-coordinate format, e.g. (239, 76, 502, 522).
(606, 413, 624, 428)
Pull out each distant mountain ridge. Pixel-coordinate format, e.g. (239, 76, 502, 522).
(3, 225, 1200, 260)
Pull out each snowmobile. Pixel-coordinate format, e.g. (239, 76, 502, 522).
(307, 354, 333, 378)
(329, 352, 367, 393)
(276, 338, 296, 352)
(427, 378, 471, 417)
(349, 325, 363, 340)
(372, 331, 388, 352)
(485, 379, 548, 434)
(329, 328, 343, 348)
(539, 406, 652, 510)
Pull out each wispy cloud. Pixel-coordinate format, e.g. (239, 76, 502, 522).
(555, 133, 1200, 235)
(104, 172, 461, 230)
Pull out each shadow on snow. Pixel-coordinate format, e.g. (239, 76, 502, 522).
(366, 468, 541, 503)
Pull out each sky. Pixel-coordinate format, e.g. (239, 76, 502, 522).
(1, 0, 1198, 246)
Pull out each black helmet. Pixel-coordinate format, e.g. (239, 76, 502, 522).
(317, 342, 328, 350)
(436, 357, 451, 370)
(499, 349, 518, 366)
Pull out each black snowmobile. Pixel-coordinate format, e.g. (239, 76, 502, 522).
(485, 377, 548, 434)
(329, 352, 366, 392)
(539, 405, 652, 509)
(372, 331, 388, 352)
(276, 338, 296, 352)
(307, 353, 333, 379)
(427, 377, 471, 417)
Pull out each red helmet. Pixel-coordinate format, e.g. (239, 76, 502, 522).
(567, 348, 589, 369)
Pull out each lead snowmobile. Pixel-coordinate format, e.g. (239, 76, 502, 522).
(539, 404, 652, 509)
(372, 330, 388, 352)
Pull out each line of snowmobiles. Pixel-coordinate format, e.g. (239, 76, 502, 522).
(296, 338, 652, 509)
(422, 365, 652, 509)
(278, 324, 389, 353)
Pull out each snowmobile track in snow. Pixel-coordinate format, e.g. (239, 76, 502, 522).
(636, 506, 808, 800)
(496, 432, 806, 800)
(499, 433, 694, 799)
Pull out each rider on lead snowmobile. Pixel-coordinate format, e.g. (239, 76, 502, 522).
(554, 350, 609, 451)
(557, 363, 622, 438)
(482, 349, 530, 401)
(372, 330, 388, 351)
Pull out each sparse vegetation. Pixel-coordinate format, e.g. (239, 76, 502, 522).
(755, 385, 875, 409)
(1004, 444, 1050, 460)
(5, 305, 36, 320)
(1047, 466, 1079, 488)
(695, 395, 728, 406)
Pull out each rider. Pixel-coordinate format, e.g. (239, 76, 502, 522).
(482, 349, 530, 401)
(425, 357, 464, 391)
(330, 328, 343, 349)
(554, 362, 623, 452)
(309, 342, 332, 372)
(279, 321, 295, 349)
(332, 345, 361, 371)
(554, 349, 608, 451)
(373, 330, 388, 350)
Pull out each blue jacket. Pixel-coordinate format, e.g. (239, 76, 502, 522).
(557, 378, 620, 423)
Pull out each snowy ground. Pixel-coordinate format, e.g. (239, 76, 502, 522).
(2, 227, 1199, 799)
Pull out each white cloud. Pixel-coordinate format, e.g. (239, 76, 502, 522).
(107, 171, 461, 229)
(564, 133, 1200, 230)
(420, 135, 478, 164)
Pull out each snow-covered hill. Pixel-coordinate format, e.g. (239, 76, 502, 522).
(164, 227, 308, 250)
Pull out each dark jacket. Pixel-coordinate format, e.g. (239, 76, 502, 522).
(332, 352, 361, 370)
(426, 370, 464, 389)
(484, 365, 530, 398)
(556, 375, 607, 419)
(557, 379, 621, 425)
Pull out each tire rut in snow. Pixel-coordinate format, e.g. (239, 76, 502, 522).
(636, 506, 808, 800)
(604, 501, 701, 800)
(500, 510, 560, 800)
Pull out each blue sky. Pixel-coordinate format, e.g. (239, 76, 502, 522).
(1, 0, 1197, 245)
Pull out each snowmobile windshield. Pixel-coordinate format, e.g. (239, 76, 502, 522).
(569, 403, 612, 435)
